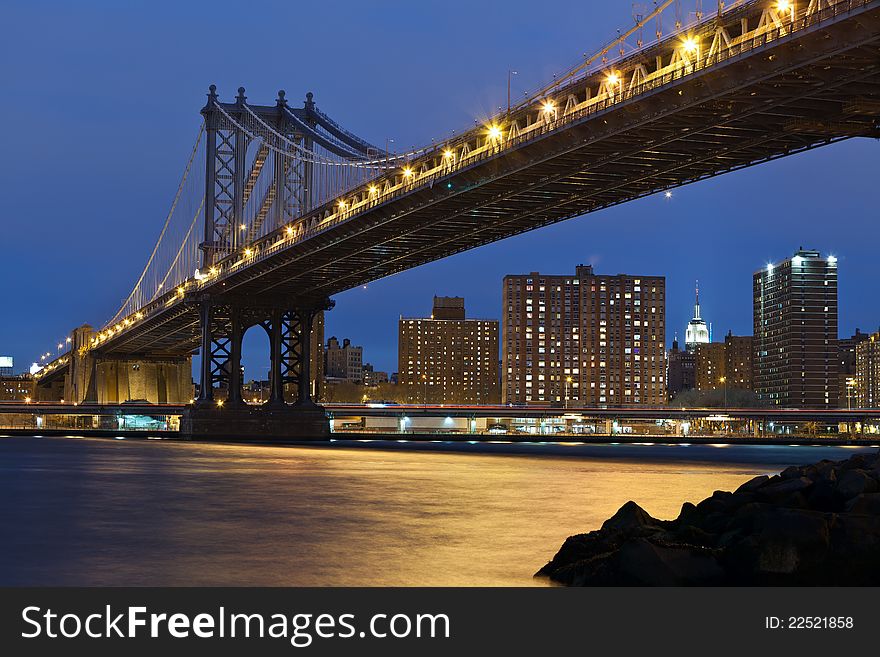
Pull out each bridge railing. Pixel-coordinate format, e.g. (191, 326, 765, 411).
(32, 352, 70, 381)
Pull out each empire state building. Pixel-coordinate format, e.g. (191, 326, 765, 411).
(685, 282, 710, 352)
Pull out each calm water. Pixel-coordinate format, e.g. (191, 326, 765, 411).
(0, 436, 873, 586)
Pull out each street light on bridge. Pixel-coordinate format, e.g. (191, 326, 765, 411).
(776, 0, 795, 22)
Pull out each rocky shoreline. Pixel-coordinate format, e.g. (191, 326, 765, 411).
(537, 451, 880, 585)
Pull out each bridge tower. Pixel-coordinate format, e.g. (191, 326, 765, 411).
(184, 86, 332, 440)
(200, 86, 315, 268)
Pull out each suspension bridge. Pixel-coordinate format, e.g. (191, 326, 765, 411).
(30, 0, 880, 439)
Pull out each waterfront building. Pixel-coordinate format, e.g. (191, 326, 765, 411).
(839, 328, 870, 408)
(856, 332, 880, 408)
(0, 374, 34, 401)
(695, 332, 754, 392)
(724, 333, 754, 391)
(753, 248, 838, 408)
(503, 265, 666, 406)
(363, 363, 389, 387)
(666, 336, 695, 401)
(684, 282, 710, 352)
(243, 379, 270, 404)
(325, 335, 363, 384)
(0, 356, 12, 376)
(695, 342, 727, 391)
(398, 296, 500, 404)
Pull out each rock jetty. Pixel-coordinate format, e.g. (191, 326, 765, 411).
(537, 451, 880, 585)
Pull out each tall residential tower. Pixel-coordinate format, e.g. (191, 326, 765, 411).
(753, 248, 838, 407)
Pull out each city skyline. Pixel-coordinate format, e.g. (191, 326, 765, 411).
(5, 235, 875, 378)
(2, 1, 877, 377)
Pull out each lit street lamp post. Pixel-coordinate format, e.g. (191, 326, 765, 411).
(720, 376, 728, 409)
(565, 376, 572, 409)
(507, 69, 518, 114)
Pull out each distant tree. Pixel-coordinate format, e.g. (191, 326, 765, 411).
(802, 421, 820, 435)
(668, 388, 769, 408)
(320, 381, 409, 404)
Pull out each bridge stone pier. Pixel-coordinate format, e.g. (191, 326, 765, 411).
(34, 325, 193, 404)
(77, 326, 192, 405)
(180, 295, 334, 440)
(85, 358, 193, 405)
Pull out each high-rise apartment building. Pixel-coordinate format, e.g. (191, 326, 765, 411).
(398, 297, 500, 404)
(503, 265, 666, 406)
(695, 332, 754, 392)
(753, 248, 838, 407)
(325, 336, 363, 384)
(856, 332, 880, 408)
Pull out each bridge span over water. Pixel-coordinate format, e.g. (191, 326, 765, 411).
(31, 0, 880, 439)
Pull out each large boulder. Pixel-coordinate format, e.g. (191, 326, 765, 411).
(537, 450, 880, 586)
(601, 500, 663, 532)
(846, 492, 880, 515)
(837, 469, 878, 499)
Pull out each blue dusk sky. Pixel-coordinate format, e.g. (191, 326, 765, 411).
(1, 0, 877, 376)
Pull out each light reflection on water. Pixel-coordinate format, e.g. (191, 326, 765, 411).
(0, 436, 871, 586)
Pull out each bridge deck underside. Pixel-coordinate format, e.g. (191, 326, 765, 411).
(100, 7, 880, 358)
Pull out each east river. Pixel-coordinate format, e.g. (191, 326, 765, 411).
(0, 436, 873, 586)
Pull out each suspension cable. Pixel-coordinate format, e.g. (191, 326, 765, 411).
(153, 198, 204, 298)
(107, 123, 205, 325)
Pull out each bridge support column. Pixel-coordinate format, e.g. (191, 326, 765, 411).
(182, 296, 334, 441)
(267, 309, 285, 407)
(295, 306, 319, 408)
(197, 300, 214, 404)
(277, 299, 333, 405)
(195, 299, 235, 408)
(227, 307, 244, 407)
